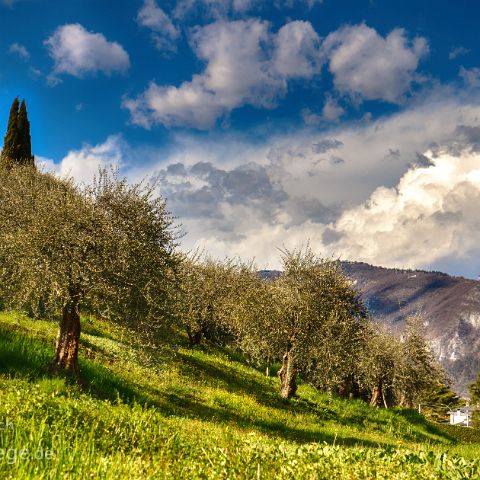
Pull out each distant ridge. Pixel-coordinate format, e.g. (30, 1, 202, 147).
(259, 262, 480, 395)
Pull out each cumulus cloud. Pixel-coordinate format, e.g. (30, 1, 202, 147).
(124, 19, 321, 128)
(325, 149, 480, 276)
(322, 23, 428, 103)
(302, 97, 344, 125)
(137, 0, 180, 52)
(144, 93, 480, 273)
(9, 43, 30, 60)
(56, 135, 126, 184)
(44, 24, 130, 79)
(272, 21, 321, 78)
(322, 96, 345, 121)
(126, 21, 428, 129)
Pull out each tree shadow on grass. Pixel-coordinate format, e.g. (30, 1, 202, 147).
(0, 326, 52, 378)
(0, 326, 455, 449)
(148, 388, 384, 448)
(0, 325, 149, 406)
(393, 408, 457, 443)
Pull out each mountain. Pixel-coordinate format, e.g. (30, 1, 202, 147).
(260, 263, 480, 396)
(341, 262, 480, 396)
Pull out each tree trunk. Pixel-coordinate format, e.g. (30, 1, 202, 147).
(370, 379, 385, 407)
(50, 297, 81, 376)
(338, 374, 357, 399)
(187, 327, 202, 347)
(278, 348, 297, 399)
(399, 393, 414, 408)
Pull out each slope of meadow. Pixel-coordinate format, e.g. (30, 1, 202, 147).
(0, 311, 479, 479)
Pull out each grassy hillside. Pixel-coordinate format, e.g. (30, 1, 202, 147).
(0, 312, 479, 479)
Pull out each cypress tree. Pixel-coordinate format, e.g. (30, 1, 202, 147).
(17, 100, 34, 166)
(1, 97, 20, 167)
(1, 97, 34, 168)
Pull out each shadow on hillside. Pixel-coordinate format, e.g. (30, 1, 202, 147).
(0, 326, 51, 378)
(0, 325, 150, 406)
(149, 388, 384, 448)
(148, 353, 444, 446)
(393, 408, 456, 442)
(0, 325, 454, 449)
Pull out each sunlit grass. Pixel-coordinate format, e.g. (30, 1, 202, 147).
(0, 311, 478, 479)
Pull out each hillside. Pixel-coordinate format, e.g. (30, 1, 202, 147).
(0, 312, 479, 479)
(340, 262, 480, 396)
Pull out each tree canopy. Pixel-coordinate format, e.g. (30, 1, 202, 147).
(0, 166, 179, 374)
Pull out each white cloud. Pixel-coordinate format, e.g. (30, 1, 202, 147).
(124, 19, 321, 129)
(272, 21, 321, 78)
(9, 43, 30, 60)
(174, 0, 319, 18)
(459, 67, 480, 88)
(322, 23, 428, 103)
(322, 96, 345, 121)
(301, 96, 344, 125)
(44, 24, 130, 79)
(326, 149, 480, 275)
(137, 0, 179, 52)
(144, 92, 480, 274)
(56, 135, 125, 184)
(126, 21, 429, 129)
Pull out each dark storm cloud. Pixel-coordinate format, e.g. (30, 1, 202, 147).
(157, 160, 288, 221)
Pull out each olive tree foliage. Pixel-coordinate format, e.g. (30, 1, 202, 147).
(0, 166, 179, 375)
(357, 316, 445, 408)
(228, 265, 284, 374)
(231, 247, 367, 399)
(175, 254, 242, 347)
(356, 323, 402, 408)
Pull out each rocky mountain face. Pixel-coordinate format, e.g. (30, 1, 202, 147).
(259, 263, 480, 395)
(341, 262, 480, 396)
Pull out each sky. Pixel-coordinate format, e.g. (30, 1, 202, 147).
(2, 0, 480, 277)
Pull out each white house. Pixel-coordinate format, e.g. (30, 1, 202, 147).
(448, 406, 475, 427)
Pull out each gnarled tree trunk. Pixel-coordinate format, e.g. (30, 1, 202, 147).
(50, 295, 81, 376)
(370, 379, 387, 408)
(278, 345, 297, 399)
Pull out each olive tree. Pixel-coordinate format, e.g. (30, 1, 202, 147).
(275, 248, 367, 398)
(0, 166, 179, 375)
(232, 247, 367, 399)
(358, 317, 445, 408)
(357, 324, 402, 408)
(175, 255, 240, 347)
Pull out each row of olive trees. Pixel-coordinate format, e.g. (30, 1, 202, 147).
(174, 247, 446, 405)
(0, 163, 446, 407)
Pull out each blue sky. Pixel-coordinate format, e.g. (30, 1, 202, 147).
(2, 0, 480, 276)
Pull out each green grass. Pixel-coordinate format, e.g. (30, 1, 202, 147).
(0, 311, 479, 479)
